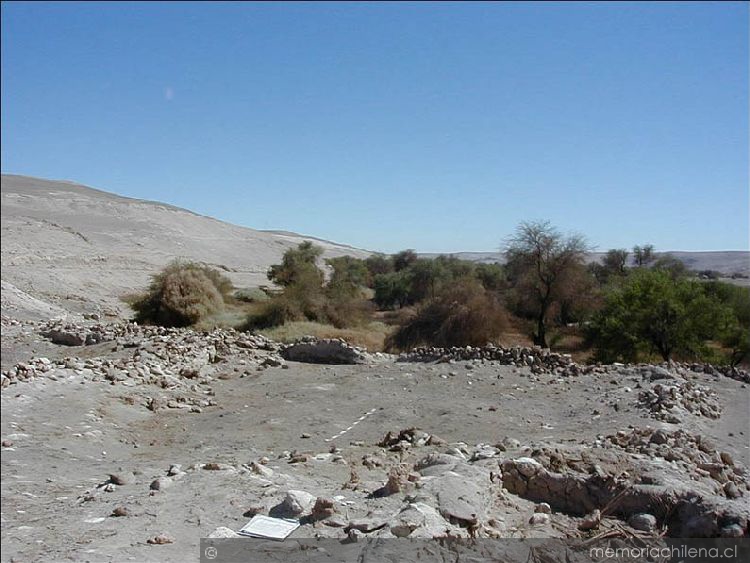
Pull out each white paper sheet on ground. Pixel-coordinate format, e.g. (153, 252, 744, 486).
(237, 515, 300, 540)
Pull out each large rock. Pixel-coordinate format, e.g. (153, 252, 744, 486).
(389, 502, 452, 538)
(280, 338, 369, 365)
(628, 513, 657, 532)
(276, 490, 316, 517)
(43, 329, 86, 346)
(427, 474, 489, 527)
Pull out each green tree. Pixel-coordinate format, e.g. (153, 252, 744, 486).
(247, 242, 327, 329)
(267, 241, 324, 287)
(475, 263, 506, 292)
(326, 256, 369, 296)
(590, 249, 630, 285)
(651, 254, 690, 279)
(408, 259, 450, 302)
(373, 271, 412, 309)
(393, 249, 418, 272)
(364, 253, 394, 282)
(505, 221, 590, 348)
(324, 256, 371, 328)
(604, 249, 629, 275)
(633, 244, 655, 267)
(703, 281, 750, 366)
(434, 255, 476, 279)
(588, 269, 731, 362)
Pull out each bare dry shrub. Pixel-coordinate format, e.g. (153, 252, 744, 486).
(131, 261, 228, 327)
(386, 278, 507, 351)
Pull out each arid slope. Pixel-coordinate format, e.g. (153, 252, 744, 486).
(1, 174, 369, 318)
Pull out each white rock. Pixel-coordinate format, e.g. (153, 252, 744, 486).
(514, 457, 543, 478)
(250, 461, 274, 477)
(529, 513, 550, 525)
(535, 503, 552, 514)
(281, 490, 316, 516)
(208, 527, 240, 538)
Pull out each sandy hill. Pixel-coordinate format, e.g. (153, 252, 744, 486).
(1, 174, 369, 318)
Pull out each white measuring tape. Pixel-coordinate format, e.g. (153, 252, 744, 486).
(324, 408, 378, 442)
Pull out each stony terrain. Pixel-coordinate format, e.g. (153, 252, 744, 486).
(1, 317, 748, 562)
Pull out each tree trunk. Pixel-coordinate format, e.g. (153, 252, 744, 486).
(658, 344, 671, 361)
(535, 311, 547, 348)
(535, 293, 550, 348)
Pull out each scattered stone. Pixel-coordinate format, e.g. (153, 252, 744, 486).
(362, 454, 385, 469)
(111, 506, 129, 517)
(650, 430, 669, 445)
(529, 513, 550, 525)
(310, 497, 336, 521)
(723, 482, 742, 499)
(150, 477, 172, 491)
(147, 534, 174, 545)
(628, 513, 657, 532)
(288, 452, 310, 464)
(109, 472, 133, 486)
(249, 461, 273, 478)
(579, 509, 601, 531)
(262, 356, 285, 368)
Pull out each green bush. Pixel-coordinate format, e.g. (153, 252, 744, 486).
(587, 269, 731, 363)
(474, 263, 506, 292)
(267, 241, 324, 287)
(244, 244, 328, 330)
(373, 271, 412, 309)
(326, 256, 370, 296)
(324, 293, 373, 329)
(386, 278, 507, 350)
(242, 297, 298, 330)
(365, 253, 394, 281)
(702, 281, 750, 366)
(131, 260, 230, 327)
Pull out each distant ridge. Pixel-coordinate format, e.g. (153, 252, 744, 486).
(419, 250, 750, 276)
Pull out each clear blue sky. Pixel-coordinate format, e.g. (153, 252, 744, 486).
(2, 1, 748, 253)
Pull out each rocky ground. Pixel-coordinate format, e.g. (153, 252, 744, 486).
(1, 317, 749, 562)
